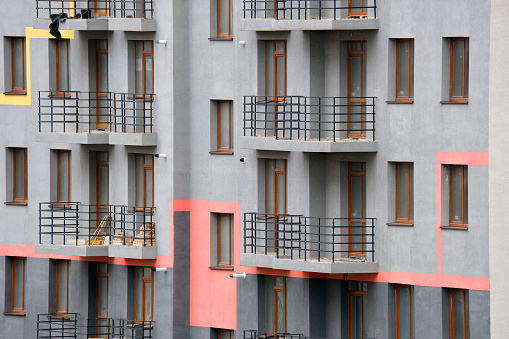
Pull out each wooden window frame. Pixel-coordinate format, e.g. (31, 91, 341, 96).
(348, 0, 367, 17)
(449, 289, 467, 339)
(95, 39, 109, 130)
(347, 41, 367, 138)
(348, 162, 366, 257)
(134, 154, 154, 209)
(56, 150, 70, 203)
(395, 162, 413, 223)
(11, 257, 26, 313)
(217, 100, 232, 152)
(448, 165, 467, 227)
(55, 260, 69, 315)
(95, 151, 109, 226)
(348, 282, 367, 339)
(265, 41, 287, 98)
(12, 148, 27, 203)
(395, 39, 413, 102)
(395, 285, 412, 339)
(94, 0, 108, 16)
(55, 39, 69, 93)
(134, 41, 154, 97)
(11, 37, 26, 93)
(264, 159, 287, 216)
(217, 329, 233, 339)
(449, 38, 468, 102)
(217, 213, 233, 268)
(217, 0, 232, 39)
(134, 267, 154, 322)
(95, 264, 108, 334)
(265, 276, 286, 334)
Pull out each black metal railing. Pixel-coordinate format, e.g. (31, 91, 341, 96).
(39, 203, 155, 247)
(244, 330, 376, 339)
(244, 96, 376, 141)
(244, 213, 375, 262)
(36, 0, 154, 19)
(243, 0, 377, 20)
(37, 314, 155, 339)
(39, 91, 154, 134)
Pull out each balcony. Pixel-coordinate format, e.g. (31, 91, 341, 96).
(243, 330, 376, 339)
(37, 314, 154, 339)
(242, 96, 377, 152)
(242, 213, 378, 273)
(37, 203, 156, 259)
(37, 91, 156, 146)
(242, 0, 378, 31)
(34, 0, 156, 31)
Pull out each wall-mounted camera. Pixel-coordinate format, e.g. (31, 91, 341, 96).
(240, 157, 246, 163)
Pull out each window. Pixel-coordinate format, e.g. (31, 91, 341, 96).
(217, 214, 233, 268)
(349, 0, 367, 17)
(395, 162, 413, 223)
(265, 276, 286, 334)
(449, 38, 469, 102)
(134, 267, 153, 322)
(348, 282, 367, 339)
(217, 329, 234, 339)
(55, 260, 69, 314)
(11, 257, 25, 313)
(135, 41, 153, 96)
(57, 150, 70, 203)
(135, 154, 154, 208)
(449, 289, 469, 339)
(216, 100, 233, 152)
(395, 39, 414, 101)
(7, 37, 26, 93)
(96, 263, 108, 333)
(395, 285, 414, 339)
(217, 0, 232, 38)
(265, 159, 286, 215)
(265, 41, 286, 98)
(7, 148, 27, 203)
(449, 165, 467, 227)
(347, 41, 367, 137)
(54, 39, 69, 93)
(348, 162, 366, 256)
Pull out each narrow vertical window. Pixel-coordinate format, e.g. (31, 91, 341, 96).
(450, 289, 469, 339)
(265, 276, 286, 334)
(449, 165, 468, 227)
(96, 151, 109, 225)
(217, 0, 232, 38)
(265, 159, 286, 215)
(349, 0, 367, 17)
(134, 267, 153, 322)
(395, 163, 413, 223)
(348, 282, 367, 339)
(135, 41, 154, 97)
(56, 260, 69, 314)
(11, 257, 25, 313)
(217, 214, 233, 267)
(57, 150, 70, 203)
(265, 41, 286, 98)
(135, 154, 154, 208)
(11, 37, 26, 93)
(217, 101, 232, 152)
(449, 38, 469, 102)
(55, 39, 69, 93)
(12, 148, 27, 203)
(95, 0, 108, 16)
(395, 285, 414, 339)
(347, 41, 367, 137)
(95, 39, 109, 129)
(218, 329, 234, 339)
(96, 263, 108, 334)
(395, 39, 414, 101)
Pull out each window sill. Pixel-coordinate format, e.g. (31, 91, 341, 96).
(386, 100, 414, 104)
(209, 151, 234, 155)
(5, 201, 28, 206)
(386, 222, 414, 227)
(440, 225, 468, 231)
(440, 100, 468, 104)
(3, 91, 27, 95)
(3, 312, 26, 316)
(209, 266, 234, 271)
(209, 37, 234, 41)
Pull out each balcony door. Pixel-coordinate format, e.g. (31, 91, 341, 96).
(95, 151, 109, 228)
(348, 0, 367, 17)
(95, 263, 108, 337)
(95, 0, 108, 16)
(95, 40, 109, 130)
(265, 41, 286, 137)
(347, 41, 367, 138)
(348, 162, 366, 257)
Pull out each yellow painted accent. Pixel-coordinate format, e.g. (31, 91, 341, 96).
(69, 2, 75, 18)
(0, 27, 74, 106)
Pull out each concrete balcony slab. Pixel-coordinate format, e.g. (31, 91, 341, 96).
(36, 132, 157, 146)
(33, 18, 156, 31)
(239, 136, 377, 152)
(35, 244, 109, 257)
(108, 245, 157, 259)
(241, 18, 378, 31)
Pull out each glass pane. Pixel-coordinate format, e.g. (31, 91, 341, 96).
(452, 40, 464, 97)
(97, 40, 107, 50)
(58, 41, 68, 91)
(97, 152, 107, 163)
(219, 0, 229, 35)
(97, 263, 108, 274)
(145, 169, 153, 207)
(275, 42, 284, 52)
(349, 41, 361, 52)
(350, 57, 361, 97)
(98, 166, 108, 205)
(145, 55, 153, 94)
(350, 295, 361, 338)
(13, 259, 23, 309)
(97, 97, 108, 124)
(219, 102, 230, 149)
(219, 214, 230, 264)
(362, 54, 366, 97)
(266, 160, 274, 215)
(398, 287, 410, 339)
(136, 42, 143, 94)
(464, 40, 469, 99)
(59, 152, 69, 202)
(463, 169, 468, 224)
(409, 165, 414, 221)
(266, 43, 274, 96)
(97, 277, 107, 317)
(275, 277, 284, 287)
(266, 277, 273, 333)
(409, 40, 414, 99)
(145, 154, 153, 165)
(450, 166, 463, 223)
(13, 39, 23, 89)
(276, 290, 284, 332)
(57, 262, 67, 312)
(452, 290, 465, 339)
(350, 221, 363, 252)
(219, 330, 231, 339)
(144, 41, 152, 52)
(96, 0, 107, 10)
(144, 281, 152, 320)
(350, 176, 361, 218)
(135, 268, 142, 321)
(351, 0, 363, 12)
(397, 164, 409, 220)
(276, 172, 285, 214)
(398, 41, 409, 97)
(136, 155, 143, 206)
(276, 56, 284, 97)
(143, 267, 152, 277)
(98, 54, 108, 92)
(14, 149, 24, 200)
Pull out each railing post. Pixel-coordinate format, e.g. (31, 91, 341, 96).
(39, 203, 42, 244)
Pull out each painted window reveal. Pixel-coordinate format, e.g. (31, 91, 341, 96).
(134, 267, 153, 322)
(11, 257, 26, 313)
(135, 41, 154, 96)
(56, 260, 69, 314)
(217, 213, 234, 267)
(12, 148, 27, 203)
(57, 150, 70, 203)
(348, 281, 367, 339)
(217, 101, 232, 152)
(217, 0, 232, 38)
(135, 154, 154, 208)
(11, 37, 26, 93)
(395, 162, 413, 223)
(395, 39, 414, 101)
(450, 289, 469, 339)
(449, 38, 469, 102)
(395, 285, 414, 339)
(265, 276, 286, 334)
(449, 165, 468, 227)
(265, 159, 286, 215)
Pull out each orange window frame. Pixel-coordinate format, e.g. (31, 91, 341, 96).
(55, 40, 69, 93)
(395, 285, 412, 339)
(348, 162, 366, 257)
(134, 267, 154, 322)
(449, 165, 467, 227)
(217, 0, 232, 38)
(449, 38, 468, 102)
(134, 154, 154, 209)
(395, 162, 412, 223)
(449, 289, 467, 339)
(347, 41, 367, 138)
(348, 282, 367, 339)
(11, 257, 26, 313)
(395, 39, 413, 101)
(217, 329, 233, 339)
(264, 159, 287, 215)
(11, 37, 26, 93)
(95, 39, 109, 129)
(265, 276, 286, 334)
(265, 41, 287, 98)
(95, 264, 108, 333)
(12, 148, 27, 203)
(348, 0, 367, 17)
(57, 150, 70, 203)
(217, 214, 233, 267)
(217, 101, 232, 152)
(94, 0, 108, 16)
(55, 260, 69, 315)
(134, 41, 154, 96)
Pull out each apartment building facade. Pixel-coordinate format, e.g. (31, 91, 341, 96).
(0, 0, 493, 338)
